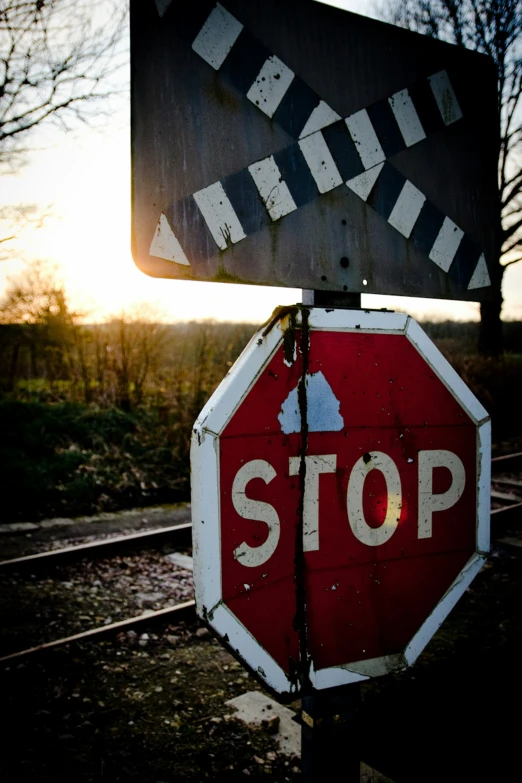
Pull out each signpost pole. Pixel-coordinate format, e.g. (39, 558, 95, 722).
(301, 682, 361, 782)
(301, 290, 362, 782)
(302, 291, 362, 310)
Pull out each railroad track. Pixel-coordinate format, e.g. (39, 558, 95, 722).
(2, 450, 522, 663)
(491, 451, 522, 522)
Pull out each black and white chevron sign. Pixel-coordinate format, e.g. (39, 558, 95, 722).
(131, 0, 499, 300)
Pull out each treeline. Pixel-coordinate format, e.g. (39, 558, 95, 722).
(1, 264, 521, 523)
(0, 318, 258, 524)
(0, 263, 258, 521)
(0, 318, 256, 410)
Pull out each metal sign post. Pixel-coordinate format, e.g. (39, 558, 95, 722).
(301, 682, 361, 782)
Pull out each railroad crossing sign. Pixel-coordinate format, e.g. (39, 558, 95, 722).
(191, 308, 490, 697)
(131, 0, 499, 301)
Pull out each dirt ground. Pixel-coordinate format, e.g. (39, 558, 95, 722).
(1, 516, 522, 781)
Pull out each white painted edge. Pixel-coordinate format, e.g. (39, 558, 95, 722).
(191, 426, 221, 613)
(306, 308, 409, 334)
(405, 317, 489, 424)
(212, 604, 295, 694)
(191, 425, 295, 695)
(477, 418, 491, 554)
(404, 552, 486, 665)
(246, 55, 295, 119)
(310, 661, 368, 688)
(193, 315, 286, 438)
(311, 653, 408, 689)
(192, 3, 243, 71)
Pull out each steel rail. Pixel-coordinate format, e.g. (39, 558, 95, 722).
(491, 451, 522, 472)
(0, 522, 193, 570)
(0, 600, 196, 664)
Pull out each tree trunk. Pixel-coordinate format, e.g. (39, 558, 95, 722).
(478, 264, 504, 356)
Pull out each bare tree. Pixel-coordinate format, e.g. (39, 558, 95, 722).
(380, 0, 521, 354)
(0, 258, 77, 387)
(104, 306, 171, 410)
(0, 203, 52, 262)
(0, 0, 128, 172)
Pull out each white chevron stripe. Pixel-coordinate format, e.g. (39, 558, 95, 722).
(299, 101, 342, 138)
(468, 254, 491, 289)
(299, 131, 343, 194)
(192, 3, 243, 70)
(149, 214, 190, 265)
(345, 109, 386, 170)
(247, 55, 295, 118)
(346, 163, 384, 201)
(389, 89, 426, 147)
(429, 217, 464, 272)
(429, 70, 463, 126)
(388, 181, 426, 238)
(193, 182, 246, 249)
(248, 156, 297, 221)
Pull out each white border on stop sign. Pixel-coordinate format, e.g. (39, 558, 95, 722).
(190, 308, 491, 695)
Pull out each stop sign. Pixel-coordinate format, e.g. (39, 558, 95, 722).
(191, 308, 490, 697)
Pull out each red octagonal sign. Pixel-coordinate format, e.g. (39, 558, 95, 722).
(191, 309, 490, 697)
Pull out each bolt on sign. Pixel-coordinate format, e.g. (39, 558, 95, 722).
(131, 0, 499, 301)
(191, 308, 490, 697)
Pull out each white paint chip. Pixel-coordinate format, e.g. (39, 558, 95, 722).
(429, 70, 463, 125)
(193, 181, 246, 250)
(248, 156, 297, 221)
(278, 371, 344, 434)
(388, 89, 426, 147)
(299, 100, 342, 138)
(247, 55, 294, 118)
(429, 217, 464, 272)
(192, 3, 243, 70)
(149, 214, 190, 266)
(298, 131, 343, 193)
(345, 109, 385, 170)
(387, 180, 426, 238)
(468, 254, 491, 289)
(346, 162, 384, 202)
(155, 0, 172, 16)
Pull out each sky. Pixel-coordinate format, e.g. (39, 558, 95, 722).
(1, 0, 521, 325)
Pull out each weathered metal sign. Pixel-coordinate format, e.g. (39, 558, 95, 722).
(131, 0, 499, 301)
(191, 308, 491, 697)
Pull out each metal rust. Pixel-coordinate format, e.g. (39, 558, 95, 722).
(292, 306, 312, 691)
(261, 304, 301, 339)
